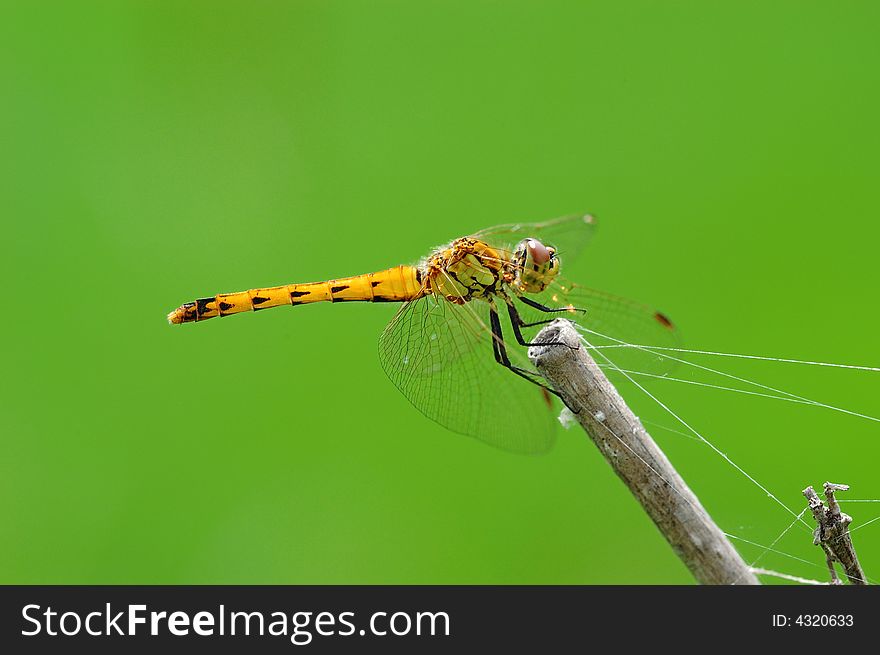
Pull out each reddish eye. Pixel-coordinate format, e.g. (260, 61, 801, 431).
(527, 239, 551, 265)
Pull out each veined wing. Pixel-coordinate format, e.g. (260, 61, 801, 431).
(470, 212, 598, 262)
(471, 212, 680, 372)
(512, 276, 682, 376)
(378, 290, 558, 454)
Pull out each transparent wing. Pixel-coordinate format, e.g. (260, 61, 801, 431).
(378, 291, 558, 454)
(471, 212, 679, 372)
(511, 275, 682, 376)
(470, 212, 598, 262)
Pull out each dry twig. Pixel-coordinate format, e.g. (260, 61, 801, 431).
(528, 319, 758, 585)
(803, 483, 867, 585)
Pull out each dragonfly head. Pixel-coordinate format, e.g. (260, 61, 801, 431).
(512, 238, 560, 293)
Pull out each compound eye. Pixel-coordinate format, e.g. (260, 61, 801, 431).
(526, 239, 551, 265)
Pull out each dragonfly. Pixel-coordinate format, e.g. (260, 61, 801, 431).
(167, 213, 679, 453)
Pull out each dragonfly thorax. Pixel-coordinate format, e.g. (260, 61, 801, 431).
(426, 237, 511, 304)
(512, 238, 560, 294)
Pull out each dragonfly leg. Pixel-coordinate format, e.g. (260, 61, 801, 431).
(504, 298, 579, 350)
(488, 303, 562, 398)
(516, 294, 588, 323)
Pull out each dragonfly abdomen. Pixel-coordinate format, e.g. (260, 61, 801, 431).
(167, 265, 424, 324)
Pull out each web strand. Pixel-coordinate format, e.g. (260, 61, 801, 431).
(749, 568, 828, 585)
(849, 514, 880, 534)
(601, 367, 812, 406)
(588, 344, 880, 372)
(747, 509, 808, 571)
(567, 324, 877, 583)
(581, 333, 813, 531)
(579, 326, 880, 424)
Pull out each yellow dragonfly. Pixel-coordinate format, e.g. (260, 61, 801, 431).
(167, 213, 678, 453)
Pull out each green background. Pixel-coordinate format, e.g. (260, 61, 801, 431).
(3, 1, 878, 584)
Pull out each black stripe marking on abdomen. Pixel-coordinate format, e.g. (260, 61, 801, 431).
(196, 297, 215, 315)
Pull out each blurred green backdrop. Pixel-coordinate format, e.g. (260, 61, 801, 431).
(2, 1, 878, 584)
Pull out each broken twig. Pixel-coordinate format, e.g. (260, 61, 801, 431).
(528, 319, 758, 585)
(803, 483, 867, 585)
